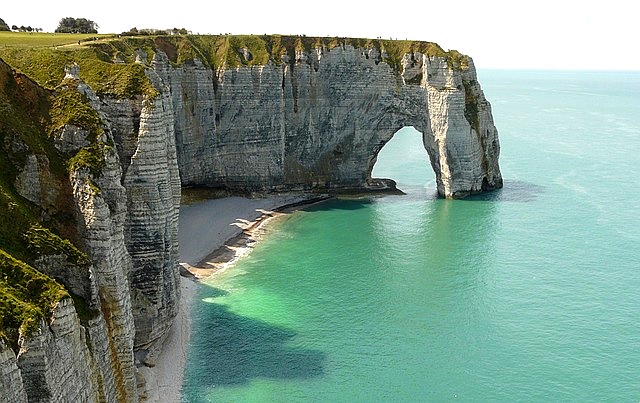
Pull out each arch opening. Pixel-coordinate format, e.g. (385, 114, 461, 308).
(368, 126, 434, 194)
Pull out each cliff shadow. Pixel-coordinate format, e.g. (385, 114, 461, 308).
(184, 286, 325, 388)
(302, 197, 373, 212)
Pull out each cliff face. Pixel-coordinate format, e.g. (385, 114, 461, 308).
(65, 66, 181, 390)
(0, 59, 178, 401)
(101, 64, 181, 359)
(0, 35, 501, 402)
(164, 42, 501, 197)
(14, 299, 97, 402)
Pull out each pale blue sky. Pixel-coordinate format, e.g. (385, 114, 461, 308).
(2, 0, 638, 70)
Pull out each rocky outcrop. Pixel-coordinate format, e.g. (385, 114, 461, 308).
(14, 155, 53, 207)
(91, 60, 181, 365)
(118, 64, 181, 360)
(63, 77, 142, 401)
(15, 299, 96, 402)
(160, 43, 501, 197)
(0, 341, 27, 403)
(425, 57, 502, 196)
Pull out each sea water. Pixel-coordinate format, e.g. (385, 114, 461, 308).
(182, 70, 640, 402)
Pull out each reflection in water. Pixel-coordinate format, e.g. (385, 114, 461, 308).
(369, 184, 503, 376)
(465, 179, 545, 203)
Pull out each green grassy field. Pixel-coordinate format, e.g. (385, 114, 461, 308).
(0, 32, 115, 48)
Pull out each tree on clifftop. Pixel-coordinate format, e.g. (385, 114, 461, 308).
(55, 17, 98, 34)
(0, 18, 10, 31)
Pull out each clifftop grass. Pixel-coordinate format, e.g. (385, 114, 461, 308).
(1, 34, 470, 94)
(0, 46, 157, 98)
(151, 35, 470, 72)
(0, 32, 114, 48)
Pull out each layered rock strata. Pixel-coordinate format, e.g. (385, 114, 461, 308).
(0, 341, 27, 403)
(114, 64, 181, 359)
(1, 59, 179, 401)
(14, 299, 97, 402)
(163, 44, 501, 197)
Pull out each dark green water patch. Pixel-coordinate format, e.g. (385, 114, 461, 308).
(186, 284, 325, 387)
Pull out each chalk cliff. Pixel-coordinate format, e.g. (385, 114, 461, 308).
(101, 66, 181, 361)
(163, 39, 501, 197)
(0, 34, 501, 402)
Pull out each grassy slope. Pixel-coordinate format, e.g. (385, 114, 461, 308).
(0, 250, 68, 340)
(0, 32, 114, 47)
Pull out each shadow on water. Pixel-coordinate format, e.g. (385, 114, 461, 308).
(186, 286, 326, 388)
(463, 180, 545, 202)
(303, 197, 374, 212)
(200, 287, 229, 299)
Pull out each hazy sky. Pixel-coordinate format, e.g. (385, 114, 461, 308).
(2, 0, 638, 70)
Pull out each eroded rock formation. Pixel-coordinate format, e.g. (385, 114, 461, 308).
(165, 42, 501, 197)
(0, 35, 501, 402)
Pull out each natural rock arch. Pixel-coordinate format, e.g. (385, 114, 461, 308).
(366, 126, 433, 191)
(161, 45, 502, 198)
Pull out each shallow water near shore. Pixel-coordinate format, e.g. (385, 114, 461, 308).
(182, 70, 640, 401)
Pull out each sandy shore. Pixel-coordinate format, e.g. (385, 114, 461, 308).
(142, 194, 327, 402)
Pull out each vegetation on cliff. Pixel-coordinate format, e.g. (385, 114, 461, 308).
(0, 186, 76, 347)
(25, 225, 90, 266)
(0, 250, 69, 344)
(49, 81, 102, 133)
(0, 56, 94, 349)
(1, 33, 470, 94)
(149, 34, 470, 73)
(49, 80, 114, 177)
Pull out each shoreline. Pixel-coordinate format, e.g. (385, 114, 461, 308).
(145, 193, 331, 402)
(181, 195, 332, 279)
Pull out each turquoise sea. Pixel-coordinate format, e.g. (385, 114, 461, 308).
(182, 70, 640, 402)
